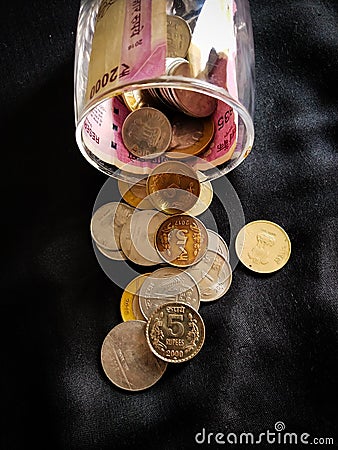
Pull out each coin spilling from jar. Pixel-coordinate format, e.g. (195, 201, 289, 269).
(93, 15, 290, 390)
(92, 160, 291, 391)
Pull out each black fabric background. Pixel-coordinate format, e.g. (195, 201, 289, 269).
(1, 1, 337, 449)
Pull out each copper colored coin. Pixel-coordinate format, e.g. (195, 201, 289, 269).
(171, 61, 217, 117)
(146, 302, 205, 363)
(101, 320, 167, 391)
(166, 114, 214, 159)
(155, 214, 208, 267)
(121, 107, 172, 159)
(147, 161, 200, 214)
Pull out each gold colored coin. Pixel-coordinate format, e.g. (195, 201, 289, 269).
(120, 274, 149, 322)
(117, 176, 154, 210)
(155, 214, 208, 267)
(121, 107, 172, 159)
(235, 220, 291, 273)
(167, 15, 192, 58)
(166, 114, 214, 159)
(186, 180, 213, 217)
(147, 161, 200, 214)
(121, 89, 154, 112)
(146, 301, 205, 363)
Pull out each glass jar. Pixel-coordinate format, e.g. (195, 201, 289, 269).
(74, 0, 255, 182)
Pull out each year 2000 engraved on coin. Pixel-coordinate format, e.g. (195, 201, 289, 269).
(146, 302, 205, 363)
(155, 214, 208, 267)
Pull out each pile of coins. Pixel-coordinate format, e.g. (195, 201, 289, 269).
(119, 15, 218, 162)
(89, 15, 291, 392)
(92, 162, 291, 392)
(91, 160, 234, 391)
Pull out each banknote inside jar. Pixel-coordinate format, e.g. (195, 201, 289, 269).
(76, 5, 248, 181)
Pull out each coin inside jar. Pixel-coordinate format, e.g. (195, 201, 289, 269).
(121, 107, 172, 159)
(166, 114, 215, 159)
(155, 214, 208, 267)
(169, 60, 217, 117)
(146, 302, 205, 363)
(166, 15, 192, 58)
(146, 161, 200, 214)
(101, 320, 167, 391)
(138, 266, 200, 320)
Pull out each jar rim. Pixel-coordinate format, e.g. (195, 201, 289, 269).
(75, 76, 254, 182)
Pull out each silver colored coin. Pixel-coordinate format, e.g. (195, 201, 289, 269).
(101, 320, 167, 391)
(186, 250, 232, 302)
(120, 210, 165, 266)
(206, 229, 229, 261)
(95, 242, 127, 261)
(138, 267, 200, 319)
(90, 202, 134, 251)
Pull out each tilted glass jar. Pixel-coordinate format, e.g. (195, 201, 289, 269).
(74, 0, 255, 182)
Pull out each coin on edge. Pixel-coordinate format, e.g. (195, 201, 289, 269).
(90, 202, 134, 251)
(206, 229, 229, 261)
(146, 302, 205, 363)
(147, 161, 200, 214)
(121, 107, 172, 159)
(138, 266, 200, 320)
(186, 250, 232, 301)
(120, 274, 150, 321)
(235, 220, 291, 273)
(167, 15, 191, 58)
(101, 320, 167, 391)
(155, 214, 208, 267)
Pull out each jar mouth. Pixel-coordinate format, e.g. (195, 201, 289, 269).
(75, 76, 254, 183)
